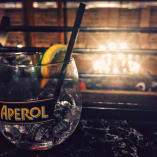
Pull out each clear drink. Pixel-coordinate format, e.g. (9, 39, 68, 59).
(0, 54, 82, 150)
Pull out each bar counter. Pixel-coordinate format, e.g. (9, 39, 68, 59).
(0, 89, 157, 157)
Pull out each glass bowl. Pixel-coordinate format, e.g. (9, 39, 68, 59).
(0, 53, 82, 150)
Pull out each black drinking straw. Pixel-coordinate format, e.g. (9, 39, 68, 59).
(54, 3, 86, 102)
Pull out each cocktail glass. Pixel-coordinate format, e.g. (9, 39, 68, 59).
(0, 53, 82, 150)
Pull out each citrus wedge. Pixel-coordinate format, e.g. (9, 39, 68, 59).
(41, 44, 66, 65)
(38, 44, 67, 88)
(40, 44, 67, 78)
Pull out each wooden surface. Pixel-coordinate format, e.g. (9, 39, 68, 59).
(0, 90, 156, 155)
(81, 89, 157, 105)
(22, 0, 35, 47)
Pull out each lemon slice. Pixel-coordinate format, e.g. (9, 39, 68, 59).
(40, 44, 67, 77)
(41, 44, 66, 65)
(38, 44, 66, 88)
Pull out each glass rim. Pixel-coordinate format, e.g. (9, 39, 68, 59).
(0, 56, 74, 68)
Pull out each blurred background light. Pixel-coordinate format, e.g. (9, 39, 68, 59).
(119, 42, 128, 49)
(98, 45, 106, 51)
(108, 42, 117, 50)
(92, 41, 141, 74)
(17, 44, 23, 48)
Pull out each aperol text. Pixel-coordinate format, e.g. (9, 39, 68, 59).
(1, 105, 49, 121)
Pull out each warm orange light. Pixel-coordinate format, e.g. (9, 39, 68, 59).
(17, 44, 23, 48)
(108, 42, 117, 50)
(119, 42, 128, 49)
(113, 67, 119, 74)
(93, 42, 140, 74)
(98, 45, 106, 51)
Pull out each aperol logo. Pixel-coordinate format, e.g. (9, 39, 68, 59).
(0, 99, 55, 124)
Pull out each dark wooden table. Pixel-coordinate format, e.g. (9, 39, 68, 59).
(0, 89, 157, 157)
